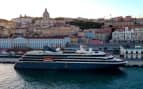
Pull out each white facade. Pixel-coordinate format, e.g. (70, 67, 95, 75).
(112, 27, 143, 42)
(34, 8, 53, 28)
(12, 16, 33, 25)
(120, 46, 143, 59)
(0, 37, 70, 49)
(12, 8, 53, 29)
(0, 39, 12, 48)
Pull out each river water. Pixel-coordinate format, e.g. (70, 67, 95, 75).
(0, 64, 143, 89)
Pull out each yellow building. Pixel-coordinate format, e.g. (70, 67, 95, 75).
(70, 36, 78, 44)
(0, 19, 16, 37)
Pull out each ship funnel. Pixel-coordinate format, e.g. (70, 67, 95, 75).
(76, 45, 87, 53)
(56, 48, 61, 51)
(89, 48, 92, 52)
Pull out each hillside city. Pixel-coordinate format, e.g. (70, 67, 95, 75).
(0, 8, 143, 57)
(1, 0, 143, 88)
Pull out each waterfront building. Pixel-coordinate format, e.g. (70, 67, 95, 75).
(120, 45, 143, 59)
(0, 37, 71, 49)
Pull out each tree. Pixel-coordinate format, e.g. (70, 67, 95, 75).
(66, 20, 104, 29)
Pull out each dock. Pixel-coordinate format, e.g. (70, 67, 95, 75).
(125, 60, 143, 67)
(0, 58, 19, 63)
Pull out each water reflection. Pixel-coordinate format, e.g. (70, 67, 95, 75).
(15, 69, 126, 89)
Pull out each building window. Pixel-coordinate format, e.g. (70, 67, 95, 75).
(131, 51, 133, 54)
(126, 51, 128, 54)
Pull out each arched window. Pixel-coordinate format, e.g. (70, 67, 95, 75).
(126, 51, 128, 54)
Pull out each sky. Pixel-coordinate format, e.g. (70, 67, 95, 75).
(1, 0, 143, 20)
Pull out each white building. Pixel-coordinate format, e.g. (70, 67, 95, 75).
(12, 15, 33, 28)
(112, 27, 143, 42)
(120, 45, 143, 59)
(34, 8, 53, 28)
(0, 37, 70, 49)
(12, 8, 53, 30)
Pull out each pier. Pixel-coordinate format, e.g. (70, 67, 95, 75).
(125, 60, 143, 67)
(0, 58, 19, 63)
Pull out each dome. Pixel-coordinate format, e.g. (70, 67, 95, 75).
(43, 8, 50, 20)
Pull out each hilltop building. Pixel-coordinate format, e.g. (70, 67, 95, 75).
(11, 8, 80, 38)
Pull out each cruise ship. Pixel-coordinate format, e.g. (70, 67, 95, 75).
(14, 46, 127, 70)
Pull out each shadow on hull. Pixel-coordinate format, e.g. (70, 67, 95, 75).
(15, 67, 126, 88)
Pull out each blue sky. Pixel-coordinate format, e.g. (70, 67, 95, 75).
(1, 0, 143, 20)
